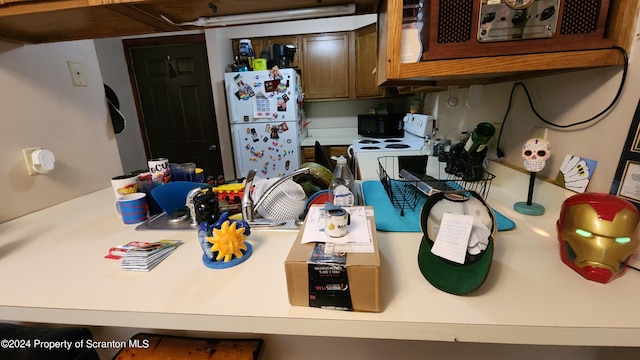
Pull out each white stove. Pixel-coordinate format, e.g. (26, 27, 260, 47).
(352, 113, 435, 180)
(353, 136, 425, 152)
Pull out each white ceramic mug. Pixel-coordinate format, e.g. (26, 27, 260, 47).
(148, 158, 170, 185)
(111, 174, 139, 199)
(324, 209, 350, 238)
(115, 193, 148, 224)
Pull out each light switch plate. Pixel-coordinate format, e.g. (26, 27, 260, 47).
(67, 61, 87, 87)
(22, 147, 41, 176)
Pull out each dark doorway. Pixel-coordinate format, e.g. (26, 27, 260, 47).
(123, 34, 223, 180)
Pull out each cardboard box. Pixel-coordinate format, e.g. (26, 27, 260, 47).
(284, 206, 381, 312)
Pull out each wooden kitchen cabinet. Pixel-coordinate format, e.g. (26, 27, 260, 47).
(298, 28, 388, 100)
(301, 32, 352, 100)
(302, 147, 315, 163)
(355, 23, 383, 98)
(302, 145, 351, 165)
(304, 144, 358, 178)
(231, 27, 390, 101)
(377, 0, 640, 89)
(0, 0, 180, 43)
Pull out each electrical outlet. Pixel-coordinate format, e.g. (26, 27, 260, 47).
(67, 61, 87, 87)
(532, 127, 548, 139)
(488, 122, 501, 148)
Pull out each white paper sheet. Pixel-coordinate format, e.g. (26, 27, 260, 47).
(431, 213, 474, 264)
(300, 206, 373, 253)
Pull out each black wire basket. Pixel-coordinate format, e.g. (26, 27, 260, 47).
(377, 156, 495, 216)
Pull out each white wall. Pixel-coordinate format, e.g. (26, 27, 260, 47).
(304, 98, 408, 128)
(0, 40, 122, 223)
(427, 54, 639, 194)
(94, 38, 148, 174)
(205, 28, 237, 180)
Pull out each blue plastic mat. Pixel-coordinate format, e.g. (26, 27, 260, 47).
(362, 180, 515, 232)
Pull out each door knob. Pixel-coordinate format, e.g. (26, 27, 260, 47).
(209, 144, 217, 151)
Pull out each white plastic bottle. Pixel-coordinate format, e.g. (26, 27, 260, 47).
(329, 155, 356, 207)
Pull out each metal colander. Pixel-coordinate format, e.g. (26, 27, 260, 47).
(251, 177, 307, 220)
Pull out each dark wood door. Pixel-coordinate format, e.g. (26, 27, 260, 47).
(124, 34, 223, 180)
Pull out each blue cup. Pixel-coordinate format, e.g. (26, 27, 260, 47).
(115, 193, 148, 224)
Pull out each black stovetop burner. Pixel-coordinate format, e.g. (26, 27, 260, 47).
(385, 143, 410, 149)
(384, 139, 402, 143)
(360, 146, 382, 150)
(358, 139, 380, 144)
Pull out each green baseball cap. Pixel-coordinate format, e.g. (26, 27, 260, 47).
(418, 191, 496, 295)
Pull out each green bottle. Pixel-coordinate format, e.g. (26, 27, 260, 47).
(464, 122, 495, 153)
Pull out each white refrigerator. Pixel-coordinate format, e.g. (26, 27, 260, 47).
(224, 68, 306, 179)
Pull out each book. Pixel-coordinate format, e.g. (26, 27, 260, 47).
(105, 240, 183, 271)
(120, 248, 177, 271)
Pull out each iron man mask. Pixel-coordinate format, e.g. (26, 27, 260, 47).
(557, 193, 640, 283)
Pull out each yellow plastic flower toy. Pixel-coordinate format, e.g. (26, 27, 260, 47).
(198, 212, 252, 269)
(207, 220, 248, 262)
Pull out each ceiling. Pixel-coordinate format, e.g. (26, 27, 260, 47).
(0, 0, 380, 44)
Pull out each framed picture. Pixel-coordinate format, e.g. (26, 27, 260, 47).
(611, 99, 640, 209)
(618, 161, 640, 203)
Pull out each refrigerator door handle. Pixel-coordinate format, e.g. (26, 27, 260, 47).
(227, 82, 238, 123)
(232, 127, 246, 177)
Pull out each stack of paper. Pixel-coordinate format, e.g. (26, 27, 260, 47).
(299, 206, 374, 253)
(108, 240, 183, 271)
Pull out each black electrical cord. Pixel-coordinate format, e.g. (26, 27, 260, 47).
(495, 46, 629, 159)
(628, 264, 640, 273)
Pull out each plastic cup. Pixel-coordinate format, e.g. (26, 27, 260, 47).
(172, 162, 196, 182)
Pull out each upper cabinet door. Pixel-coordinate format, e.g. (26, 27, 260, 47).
(355, 23, 382, 98)
(302, 32, 351, 100)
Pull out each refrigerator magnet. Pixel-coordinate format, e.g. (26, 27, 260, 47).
(277, 97, 287, 112)
(270, 127, 280, 140)
(270, 67, 283, 79)
(264, 80, 279, 92)
(253, 93, 272, 118)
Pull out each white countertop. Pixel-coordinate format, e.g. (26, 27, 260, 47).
(1, 162, 640, 347)
(301, 128, 360, 146)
